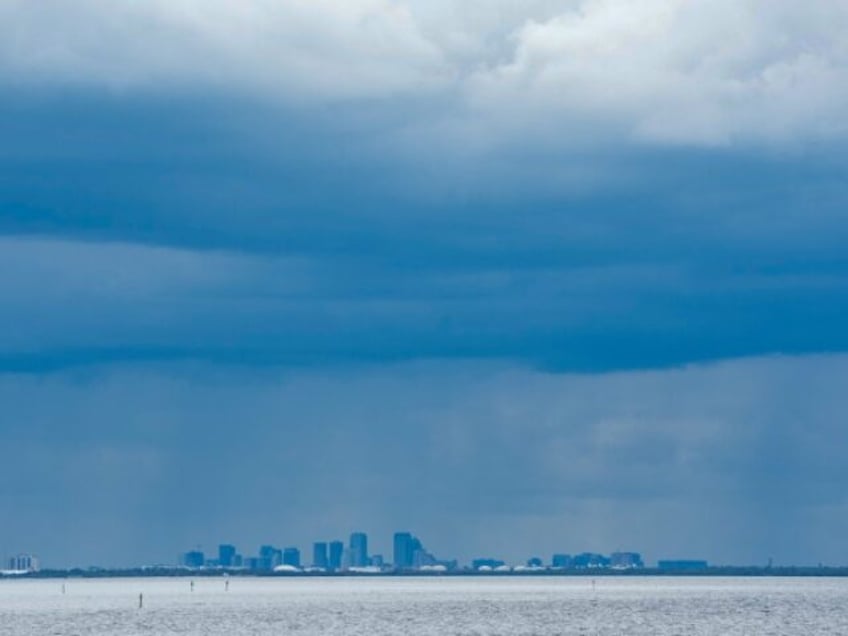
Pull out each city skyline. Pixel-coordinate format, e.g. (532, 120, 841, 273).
(7, 529, 725, 572)
(23, 526, 836, 572)
(12, 525, 848, 574)
(179, 532, 655, 573)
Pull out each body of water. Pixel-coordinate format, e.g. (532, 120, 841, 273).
(0, 576, 846, 635)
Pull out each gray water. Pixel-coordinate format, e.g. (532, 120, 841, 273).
(0, 576, 846, 635)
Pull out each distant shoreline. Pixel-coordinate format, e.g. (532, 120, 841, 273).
(5, 566, 848, 580)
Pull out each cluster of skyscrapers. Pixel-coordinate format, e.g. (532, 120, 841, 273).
(183, 531, 448, 572)
(0, 544, 707, 574)
(181, 532, 660, 573)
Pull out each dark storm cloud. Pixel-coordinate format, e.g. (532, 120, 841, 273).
(2, 87, 848, 372)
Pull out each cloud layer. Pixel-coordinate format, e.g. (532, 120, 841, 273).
(0, 0, 447, 99)
(468, 0, 848, 145)
(2, 2, 847, 376)
(3, 0, 848, 146)
(3, 232, 848, 373)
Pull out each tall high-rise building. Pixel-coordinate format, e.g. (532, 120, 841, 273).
(328, 540, 344, 570)
(313, 542, 329, 569)
(393, 532, 414, 569)
(259, 545, 282, 570)
(410, 537, 425, 566)
(283, 547, 301, 568)
(349, 532, 368, 568)
(218, 544, 236, 568)
(183, 550, 205, 568)
(8, 554, 39, 572)
(392, 532, 441, 570)
(552, 554, 572, 568)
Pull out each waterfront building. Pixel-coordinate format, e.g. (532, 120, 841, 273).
(393, 532, 442, 570)
(259, 545, 282, 570)
(611, 552, 644, 569)
(572, 553, 610, 568)
(409, 537, 424, 565)
(8, 554, 39, 572)
(244, 557, 262, 570)
(349, 532, 368, 568)
(183, 551, 205, 568)
(218, 544, 236, 568)
(283, 547, 301, 568)
(393, 532, 414, 569)
(552, 554, 572, 568)
(412, 545, 437, 568)
(313, 542, 329, 569)
(329, 540, 344, 570)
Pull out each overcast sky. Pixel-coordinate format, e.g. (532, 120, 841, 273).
(2, 0, 847, 568)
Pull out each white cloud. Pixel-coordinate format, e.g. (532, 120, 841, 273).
(2, 1, 848, 144)
(0, 0, 449, 99)
(465, 0, 848, 146)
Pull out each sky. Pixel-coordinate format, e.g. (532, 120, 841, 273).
(1, 0, 848, 568)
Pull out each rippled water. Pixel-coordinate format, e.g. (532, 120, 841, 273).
(1, 576, 846, 635)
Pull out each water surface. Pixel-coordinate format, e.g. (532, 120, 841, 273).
(1, 576, 845, 635)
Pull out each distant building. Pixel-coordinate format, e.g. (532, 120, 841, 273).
(658, 560, 709, 571)
(218, 544, 237, 568)
(283, 548, 301, 568)
(313, 542, 329, 569)
(413, 546, 437, 568)
(183, 551, 205, 569)
(611, 552, 644, 569)
(8, 554, 39, 572)
(259, 545, 282, 570)
(349, 532, 368, 568)
(369, 554, 384, 568)
(328, 541, 344, 570)
(526, 557, 543, 568)
(552, 554, 572, 568)
(244, 557, 262, 571)
(393, 532, 443, 570)
(393, 532, 415, 569)
(572, 553, 610, 569)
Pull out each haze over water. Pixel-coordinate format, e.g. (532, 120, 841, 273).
(1, 577, 846, 635)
